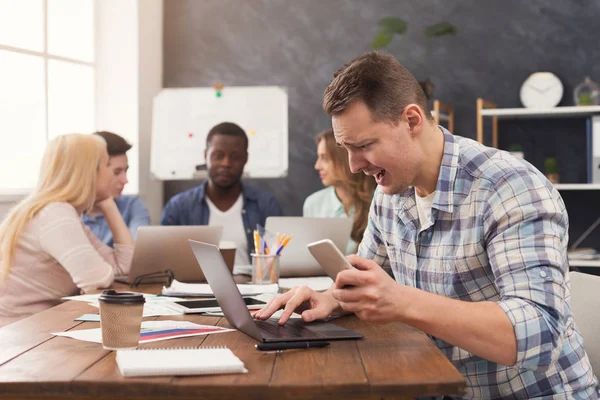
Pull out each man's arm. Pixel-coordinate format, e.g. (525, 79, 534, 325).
(396, 284, 518, 366)
(160, 197, 182, 225)
(334, 257, 517, 366)
(482, 172, 569, 370)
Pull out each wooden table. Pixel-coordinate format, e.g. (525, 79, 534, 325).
(0, 284, 465, 400)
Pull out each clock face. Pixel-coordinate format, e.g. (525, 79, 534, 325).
(519, 72, 564, 109)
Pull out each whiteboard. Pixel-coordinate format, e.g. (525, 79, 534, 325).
(151, 86, 288, 180)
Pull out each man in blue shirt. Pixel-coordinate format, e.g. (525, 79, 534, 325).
(161, 122, 282, 274)
(83, 131, 150, 246)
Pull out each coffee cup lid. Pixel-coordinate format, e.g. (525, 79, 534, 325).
(98, 289, 145, 305)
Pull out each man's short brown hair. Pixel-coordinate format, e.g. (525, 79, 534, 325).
(94, 131, 132, 157)
(323, 51, 432, 125)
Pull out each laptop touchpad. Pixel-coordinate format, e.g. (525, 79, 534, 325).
(286, 319, 346, 332)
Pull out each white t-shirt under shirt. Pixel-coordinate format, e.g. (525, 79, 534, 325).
(205, 195, 250, 272)
(415, 191, 436, 233)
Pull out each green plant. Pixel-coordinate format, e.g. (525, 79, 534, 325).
(544, 157, 558, 174)
(578, 93, 594, 105)
(371, 18, 457, 99)
(372, 18, 457, 49)
(508, 144, 523, 153)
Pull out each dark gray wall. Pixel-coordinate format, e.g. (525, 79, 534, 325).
(163, 0, 600, 248)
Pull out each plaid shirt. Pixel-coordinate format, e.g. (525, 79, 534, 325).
(358, 128, 599, 399)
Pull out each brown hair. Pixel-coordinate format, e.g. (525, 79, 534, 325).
(94, 131, 132, 157)
(323, 51, 432, 124)
(316, 129, 376, 245)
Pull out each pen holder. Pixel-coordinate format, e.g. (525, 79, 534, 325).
(251, 254, 280, 285)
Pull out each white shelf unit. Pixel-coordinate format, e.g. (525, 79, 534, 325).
(555, 184, 600, 190)
(476, 98, 600, 148)
(480, 105, 600, 119)
(477, 98, 600, 187)
(569, 259, 600, 268)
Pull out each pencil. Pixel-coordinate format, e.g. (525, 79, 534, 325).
(269, 235, 292, 282)
(253, 231, 262, 281)
(275, 232, 281, 248)
(276, 235, 292, 255)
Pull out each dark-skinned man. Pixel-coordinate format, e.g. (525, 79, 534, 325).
(161, 122, 282, 275)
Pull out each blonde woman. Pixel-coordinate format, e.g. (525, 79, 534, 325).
(303, 129, 376, 254)
(0, 134, 134, 327)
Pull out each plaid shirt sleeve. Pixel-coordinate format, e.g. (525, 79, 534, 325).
(357, 190, 392, 275)
(483, 169, 570, 371)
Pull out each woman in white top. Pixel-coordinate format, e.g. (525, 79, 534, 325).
(303, 129, 376, 254)
(0, 134, 134, 327)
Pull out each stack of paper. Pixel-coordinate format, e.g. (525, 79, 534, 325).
(63, 293, 184, 317)
(63, 293, 157, 303)
(52, 320, 234, 344)
(162, 279, 279, 297)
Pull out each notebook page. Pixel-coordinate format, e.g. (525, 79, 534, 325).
(116, 347, 247, 377)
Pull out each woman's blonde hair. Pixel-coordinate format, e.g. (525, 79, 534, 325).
(0, 134, 107, 280)
(316, 129, 376, 245)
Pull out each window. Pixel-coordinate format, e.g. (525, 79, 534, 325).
(0, 0, 95, 193)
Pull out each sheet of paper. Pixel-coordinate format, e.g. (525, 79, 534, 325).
(74, 314, 101, 322)
(77, 301, 183, 318)
(162, 279, 278, 297)
(65, 294, 185, 317)
(278, 277, 334, 292)
(63, 293, 158, 303)
(141, 302, 183, 317)
(53, 320, 234, 344)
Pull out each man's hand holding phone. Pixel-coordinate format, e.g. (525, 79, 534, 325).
(305, 238, 408, 323)
(254, 238, 407, 324)
(332, 255, 406, 323)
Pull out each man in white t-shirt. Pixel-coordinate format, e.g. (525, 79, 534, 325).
(160, 122, 283, 275)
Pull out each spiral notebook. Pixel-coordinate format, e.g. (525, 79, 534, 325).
(116, 347, 248, 377)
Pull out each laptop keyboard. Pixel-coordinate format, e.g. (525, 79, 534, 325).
(254, 319, 322, 339)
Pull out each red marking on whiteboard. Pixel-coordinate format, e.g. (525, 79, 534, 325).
(188, 132, 193, 138)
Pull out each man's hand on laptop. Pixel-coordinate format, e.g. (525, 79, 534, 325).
(253, 285, 340, 325)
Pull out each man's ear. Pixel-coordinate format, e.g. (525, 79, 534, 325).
(404, 104, 425, 136)
(204, 148, 208, 162)
(242, 151, 249, 165)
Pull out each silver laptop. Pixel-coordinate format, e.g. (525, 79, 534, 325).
(188, 240, 363, 343)
(265, 217, 353, 277)
(117, 226, 223, 284)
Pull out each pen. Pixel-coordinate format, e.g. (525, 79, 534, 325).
(255, 341, 330, 352)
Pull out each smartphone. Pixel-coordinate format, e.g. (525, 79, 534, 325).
(307, 239, 355, 280)
(172, 297, 266, 314)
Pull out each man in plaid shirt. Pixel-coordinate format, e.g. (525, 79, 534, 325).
(255, 52, 599, 399)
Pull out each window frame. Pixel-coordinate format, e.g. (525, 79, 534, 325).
(0, 0, 96, 197)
